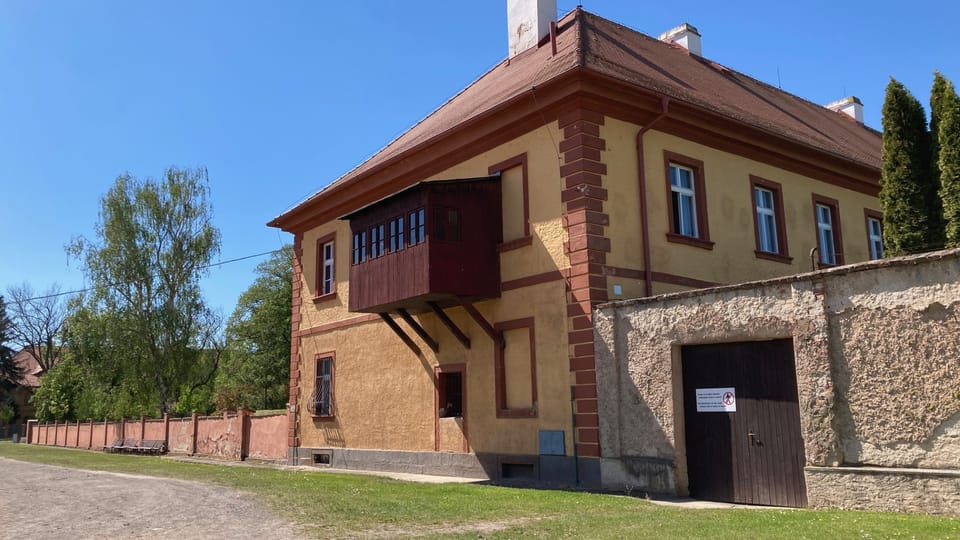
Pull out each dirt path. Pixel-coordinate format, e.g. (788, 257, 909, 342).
(0, 457, 303, 540)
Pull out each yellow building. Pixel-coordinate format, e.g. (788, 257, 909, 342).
(268, 3, 882, 487)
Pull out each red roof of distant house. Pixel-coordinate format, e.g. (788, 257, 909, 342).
(270, 8, 880, 230)
(12, 349, 46, 388)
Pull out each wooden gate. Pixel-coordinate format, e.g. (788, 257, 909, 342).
(681, 339, 807, 507)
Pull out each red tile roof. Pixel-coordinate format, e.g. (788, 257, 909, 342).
(272, 8, 880, 228)
(577, 12, 880, 169)
(12, 349, 43, 388)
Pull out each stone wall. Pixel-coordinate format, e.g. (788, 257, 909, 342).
(594, 249, 960, 514)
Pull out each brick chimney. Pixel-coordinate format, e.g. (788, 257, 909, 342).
(825, 96, 864, 124)
(507, 0, 557, 57)
(659, 23, 702, 56)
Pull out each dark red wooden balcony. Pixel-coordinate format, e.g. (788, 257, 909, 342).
(343, 177, 502, 314)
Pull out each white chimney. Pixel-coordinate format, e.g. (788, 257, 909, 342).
(826, 96, 864, 124)
(507, 0, 557, 57)
(659, 23, 702, 56)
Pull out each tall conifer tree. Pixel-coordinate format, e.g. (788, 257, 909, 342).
(927, 71, 955, 246)
(881, 78, 937, 255)
(939, 88, 960, 247)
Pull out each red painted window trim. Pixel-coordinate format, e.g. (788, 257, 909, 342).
(663, 150, 713, 250)
(314, 232, 337, 302)
(749, 175, 792, 264)
(493, 317, 538, 419)
(434, 363, 468, 452)
(489, 153, 531, 251)
(812, 193, 844, 267)
(312, 352, 335, 420)
(864, 208, 884, 260)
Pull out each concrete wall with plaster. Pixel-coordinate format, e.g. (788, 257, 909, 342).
(594, 249, 960, 514)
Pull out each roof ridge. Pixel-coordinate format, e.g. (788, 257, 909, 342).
(580, 8, 878, 134)
(691, 54, 880, 134)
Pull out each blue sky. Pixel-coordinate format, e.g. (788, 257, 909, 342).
(1, 1, 958, 319)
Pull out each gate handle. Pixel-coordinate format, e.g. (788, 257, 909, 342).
(748, 431, 762, 447)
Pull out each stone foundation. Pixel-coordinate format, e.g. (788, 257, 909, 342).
(806, 466, 960, 516)
(292, 447, 602, 488)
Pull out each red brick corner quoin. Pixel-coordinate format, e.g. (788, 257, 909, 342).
(288, 233, 304, 450)
(559, 108, 607, 458)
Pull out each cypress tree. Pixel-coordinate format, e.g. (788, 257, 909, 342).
(927, 72, 955, 246)
(880, 78, 936, 255)
(939, 90, 960, 247)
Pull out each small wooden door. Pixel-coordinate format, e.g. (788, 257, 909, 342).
(681, 339, 807, 507)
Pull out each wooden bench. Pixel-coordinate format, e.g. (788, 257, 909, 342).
(102, 438, 167, 455)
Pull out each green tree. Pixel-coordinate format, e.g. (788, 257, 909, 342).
(30, 359, 84, 421)
(0, 296, 25, 421)
(65, 167, 222, 416)
(0, 296, 22, 386)
(881, 78, 939, 255)
(216, 246, 292, 410)
(928, 71, 955, 245)
(939, 90, 960, 247)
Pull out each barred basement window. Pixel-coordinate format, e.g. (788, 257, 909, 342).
(310, 355, 334, 418)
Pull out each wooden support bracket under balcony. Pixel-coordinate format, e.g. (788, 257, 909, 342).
(427, 301, 471, 349)
(459, 299, 504, 349)
(379, 313, 422, 356)
(397, 308, 440, 353)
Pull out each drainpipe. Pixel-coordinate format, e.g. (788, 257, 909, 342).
(636, 97, 670, 297)
(570, 387, 579, 486)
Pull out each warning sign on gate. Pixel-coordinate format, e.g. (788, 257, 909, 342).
(695, 387, 736, 412)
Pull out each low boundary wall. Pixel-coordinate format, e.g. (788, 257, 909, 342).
(25, 410, 287, 462)
(595, 248, 960, 515)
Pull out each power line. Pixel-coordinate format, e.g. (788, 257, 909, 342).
(14, 248, 287, 303)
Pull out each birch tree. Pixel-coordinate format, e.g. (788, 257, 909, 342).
(67, 167, 222, 415)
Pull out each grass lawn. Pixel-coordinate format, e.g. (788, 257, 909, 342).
(0, 442, 956, 539)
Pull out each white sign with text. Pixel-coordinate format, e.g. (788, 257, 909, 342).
(695, 387, 736, 412)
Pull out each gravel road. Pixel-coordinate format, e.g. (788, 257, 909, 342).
(0, 457, 303, 540)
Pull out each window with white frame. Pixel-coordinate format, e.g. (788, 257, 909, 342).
(755, 187, 779, 254)
(320, 239, 334, 296)
(816, 204, 837, 265)
(670, 164, 698, 238)
(867, 216, 883, 260)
